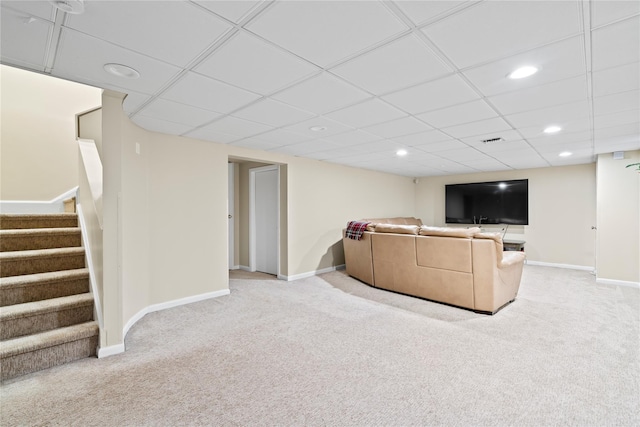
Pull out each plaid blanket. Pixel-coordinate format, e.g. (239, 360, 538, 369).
(345, 220, 370, 240)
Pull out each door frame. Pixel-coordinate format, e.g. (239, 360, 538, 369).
(249, 164, 280, 276)
(228, 163, 235, 269)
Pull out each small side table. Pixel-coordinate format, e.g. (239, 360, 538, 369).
(503, 240, 525, 251)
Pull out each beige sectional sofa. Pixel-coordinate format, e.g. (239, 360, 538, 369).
(343, 217, 526, 314)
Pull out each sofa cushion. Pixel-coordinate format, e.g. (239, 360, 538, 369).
(364, 217, 423, 228)
(419, 226, 481, 238)
(374, 223, 420, 235)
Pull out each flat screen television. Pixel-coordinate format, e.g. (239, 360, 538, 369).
(445, 179, 528, 225)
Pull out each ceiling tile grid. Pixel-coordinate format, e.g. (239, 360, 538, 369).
(1, 0, 639, 177)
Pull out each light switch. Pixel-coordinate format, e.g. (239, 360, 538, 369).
(135, 142, 141, 155)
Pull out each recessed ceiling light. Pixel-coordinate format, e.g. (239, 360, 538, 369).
(507, 66, 538, 79)
(48, 0, 84, 14)
(559, 151, 572, 157)
(396, 149, 408, 157)
(103, 63, 140, 79)
(544, 125, 562, 134)
(309, 126, 327, 132)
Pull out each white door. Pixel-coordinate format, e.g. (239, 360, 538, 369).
(228, 163, 235, 269)
(250, 165, 278, 275)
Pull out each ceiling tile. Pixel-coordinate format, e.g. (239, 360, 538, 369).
(185, 126, 242, 144)
(591, 1, 640, 28)
(474, 139, 532, 154)
(462, 36, 585, 97)
(331, 34, 451, 95)
(594, 122, 640, 141)
(232, 98, 315, 128)
(518, 118, 591, 139)
(253, 128, 311, 145)
(354, 139, 408, 154)
(527, 131, 592, 148)
(65, 1, 232, 67)
(594, 134, 640, 154)
(196, 32, 318, 95)
(592, 16, 640, 71)
(0, 8, 51, 70)
(231, 137, 284, 151)
(393, 1, 471, 26)
(391, 130, 454, 147)
(382, 74, 480, 114)
(132, 115, 192, 136)
(422, 1, 581, 68)
(162, 72, 260, 114)
(362, 116, 433, 139)
(273, 73, 370, 114)
(321, 130, 382, 146)
(246, 1, 407, 67)
(138, 98, 221, 127)
(307, 145, 372, 161)
(461, 158, 512, 172)
(193, 1, 263, 23)
(442, 117, 512, 139)
(594, 109, 640, 130)
(411, 139, 469, 153)
(534, 141, 593, 155)
(283, 116, 354, 138)
(488, 75, 588, 115)
(593, 90, 640, 116)
(435, 147, 492, 162)
(1, 1, 55, 21)
(191, 116, 272, 140)
(272, 139, 341, 156)
(592, 62, 640, 98)
(55, 29, 182, 95)
(504, 100, 590, 128)
(416, 99, 498, 128)
(326, 98, 406, 129)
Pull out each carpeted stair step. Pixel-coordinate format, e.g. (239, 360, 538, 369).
(0, 227, 82, 252)
(0, 247, 85, 277)
(0, 213, 78, 230)
(0, 293, 94, 340)
(0, 268, 90, 306)
(0, 321, 98, 381)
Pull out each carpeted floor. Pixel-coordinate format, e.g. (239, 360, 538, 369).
(1, 265, 638, 426)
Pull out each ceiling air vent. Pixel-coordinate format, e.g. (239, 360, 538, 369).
(481, 137, 505, 144)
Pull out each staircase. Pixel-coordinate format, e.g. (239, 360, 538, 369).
(0, 213, 99, 381)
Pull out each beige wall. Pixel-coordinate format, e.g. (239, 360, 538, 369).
(286, 158, 415, 275)
(596, 150, 640, 283)
(98, 95, 417, 345)
(0, 65, 101, 200)
(416, 164, 598, 268)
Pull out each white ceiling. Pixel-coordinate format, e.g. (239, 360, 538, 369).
(1, 0, 638, 177)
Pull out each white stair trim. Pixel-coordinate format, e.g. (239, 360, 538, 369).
(0, 187, 78, 214)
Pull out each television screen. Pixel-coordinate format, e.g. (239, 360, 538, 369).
(445, 179, 528, 225)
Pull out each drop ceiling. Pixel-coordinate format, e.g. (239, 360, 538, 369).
(1, 0, 638, 177)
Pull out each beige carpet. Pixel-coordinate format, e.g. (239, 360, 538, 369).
(1, 265, 638, 426)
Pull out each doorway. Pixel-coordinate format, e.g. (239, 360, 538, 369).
(250, 165, 279, 275)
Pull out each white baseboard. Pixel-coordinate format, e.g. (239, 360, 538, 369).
(525, 260, 594, 272)
(596, 278, 640, 289)
(279, 264, 346, 281)
(0, 187, 78, 214)
(122, 289, 230, 339)
(97, 289, 230, 358)
(97, 343, 125, 359)
(239, 265, 251, 272)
